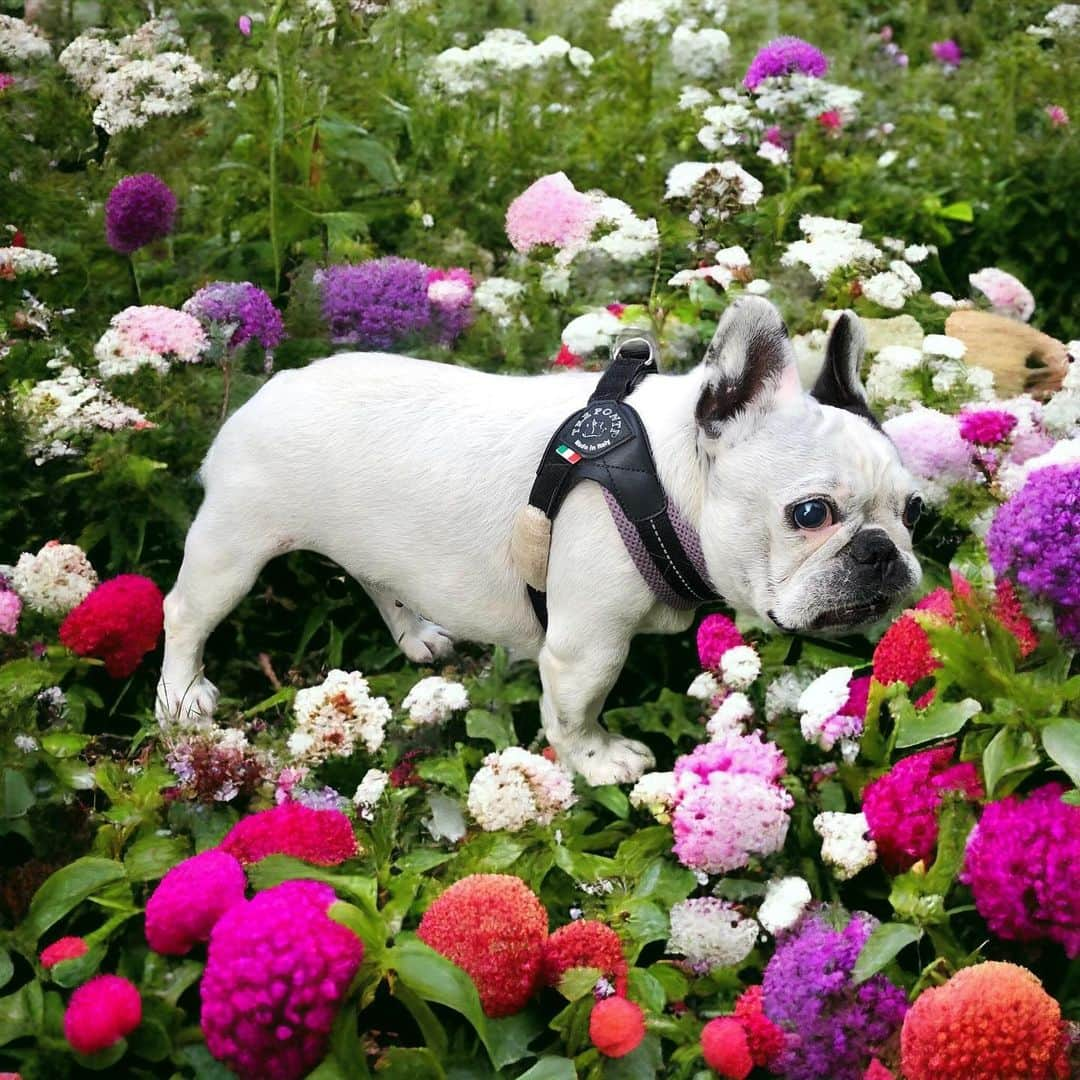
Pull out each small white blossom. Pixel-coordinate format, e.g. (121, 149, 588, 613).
(402, 676, 469, 726)
(669, 23, 730, 80)
(467, 747, 576, 832)
(903, 244, 930, 263)
(678, 85, 713, 110)
(757, 876, 812, 934)
(473, 277, 525, 327)
(798, 667, 853, 730)
(14, 734, 39, 753)
(628, 771, 677, 822)
(0, 14, 51, 62)
(562, 310, 623, 354)
(707, 692, 753, 739)
(757, 140, 789, 166)
(0, 247, 58, 278)
(922, 334, 967, 361)
(289, 669, 390, 765)
(720, 645, 761, 689)
(781, 216, 883, 283)
(11, 542, 97, 618)
(609, 0, 685, 39)
(668, 898, 759, 972)
(814, 811, 877, 880)
(764, 669, 815, 721)
(352, 768, 389, 817)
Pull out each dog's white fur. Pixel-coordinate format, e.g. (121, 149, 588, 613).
(157, 298, 920, 784)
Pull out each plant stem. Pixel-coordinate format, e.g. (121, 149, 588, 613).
(267, 1, 289, 294)
(220, 358, 232, 423)
(127, 255, 141, 305)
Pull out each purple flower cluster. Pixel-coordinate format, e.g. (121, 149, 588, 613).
(182, 281, 285, 351)
(962, 783, 1080, 957)
(987, 465, 1080, 630)
(931, 39, 963, 68)
(105, 174, 177, 254)
(744, 37, 829, 91)
(316, 257, 432, 349)
(763, 909, 908, 1080)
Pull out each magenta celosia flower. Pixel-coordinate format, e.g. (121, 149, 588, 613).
(1046, 105, 1069, 127)
(969, 267, 1035, 322)
(201, 880, 364, 1080)
(931, 39, 963, 68)
(988, 465, 1080, 619)
(697, 613, 745, 669)
(962, 783, 1079, 956)
(672, 732, 792, 873)
(0, 587, 21, 635)
(743, 37, 829, 91)
(145, 849, 247, 955)
(104, 174, 177, 255)
(0, 74, 15, 94)
(425, 267, 475, 344)
(862, 745, 983, 873)
(64, 974, 142, 1054)
(220, 802, 358, 866)
(817, 110, 842, 130)
(182, 282, 285, 351)
(763, 909, 908, 1080)
(505, 172, 601, 254)
(882, 408, 976, 486)
(958, 409, 1018, 446)
(315, 257, 432, 348)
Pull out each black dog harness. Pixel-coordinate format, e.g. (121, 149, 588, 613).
(525, 336, 719, 629)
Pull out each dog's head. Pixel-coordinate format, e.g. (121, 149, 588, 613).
(693, 296, 922, 633)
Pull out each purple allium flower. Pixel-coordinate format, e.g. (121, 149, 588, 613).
(987, 465, 1080, 613)
(958, 408, 1018, 446)
(104, 174, 177, 255)
(931, 39, 963, 68)
(763, 909, 908, 1080)
(238, 14, 253, 35)
(962, 783, 1080, 957)
(743, 37, 829, 91)
(315, 257, 432, 349)
(182, 281, 285, 351)
(426, 267, 475, 345)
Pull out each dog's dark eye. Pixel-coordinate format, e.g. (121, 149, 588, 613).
(903, 494, 924, 529)
(791, 498, 833, 530)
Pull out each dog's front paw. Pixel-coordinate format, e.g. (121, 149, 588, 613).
(155, 675, 219, 728)
(564, 732, 655, 787)
(400, 618, 454, 664)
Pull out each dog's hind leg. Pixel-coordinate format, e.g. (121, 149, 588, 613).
(363, 584, 454, 664)
(156, 503, 276, 727)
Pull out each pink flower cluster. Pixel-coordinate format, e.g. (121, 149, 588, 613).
(962, 783, 1079, 957)
(969, 267, 1035, 322)
(882, 408, 977, 487)
(220, 802, 358, 866)
(201, 880, 364, 1080)
(505, 172, 600, 254)
(697, 613, 745, 669)
(672, 731, 792, 873)
(862, 745, 983, 873)
(958, 408, 1018, 447)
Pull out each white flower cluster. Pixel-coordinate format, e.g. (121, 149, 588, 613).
(757, 876, 812, 934)
(720, 645, 761, 689)
(1027, 3, 1080, 38)
(798, 667, 862, 759)
(609, 0, 687, 39)
(401, 675, 469, 726)
(0, 14, 51, 62)
(94, 307, 209, 380)
(11, 541, 98, 618)
(17, 365, 148, 465)
(569, 196, 659, 266)
(288, 669, 390, 764)
(665, 161, 763, 219)
(628, 770, 677, 822)
(764, 669, 815, 722)
(352, 767, 390, 819)
(861, 260, 922, 311)
(687, 670, 723, 701)
(669, 24, 730, 80)
(706, 691, 753, 739)
(59, 19, 211, 135)
(866, 336, 990, 413)
(1042, 353, 1080, 436)
(0, 247, 58, 278)
(813, 811, 877, 880)
(668, 245, 750, 290)
(467, 746, 577, 832)
(561, 309, 624, 355)
(754, 73, 862, 124)
(668, 897, 759, 971)
(428, 29, 593, 95)
(781, 216, 884, 283)
(473, 277, 526, 328)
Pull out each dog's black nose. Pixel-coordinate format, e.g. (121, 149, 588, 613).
(849, 529, 898, 567)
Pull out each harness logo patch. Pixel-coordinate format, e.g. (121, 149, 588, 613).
(569, 404, 625, 456)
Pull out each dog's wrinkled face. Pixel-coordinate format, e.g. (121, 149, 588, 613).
(695, 297, 922, 633)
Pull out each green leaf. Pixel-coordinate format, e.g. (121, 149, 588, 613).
(983, 727, 1040, 799)
(465, 708, 516, 750)
(852, 922, 924, 984)
(895, 698, 981, 748)
(50, 943, 106, 988)
(646, 963, 688, 1003)
(590, 785, 630, 819)
(392, 982, 449, 1058)
(0, 980, 44, 1046)
(123, 834, 190, 882)
(375, 1048, 446, 1079)
(1, 768, 35, 819)
(1042, 719, 1080, 788)
(517, 1058, 578, 1080)
(605, 1032, 663, 1079)
(417, 754, 469, 795)
(0, 951, 12, 991)
(41, 732, 92, 758)
(73, 1038, 128, 1071)
(557, 966, 602, 1001)
(19, 857, 127, 944)
(938, 200, 974, 222)
(628, 969, 666, 1015)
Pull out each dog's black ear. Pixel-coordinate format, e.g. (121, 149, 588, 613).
(696, 296, 798, 437)
(811, 312, 881, 429)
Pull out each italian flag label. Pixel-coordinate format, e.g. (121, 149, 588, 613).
(556, 444, 582, 464)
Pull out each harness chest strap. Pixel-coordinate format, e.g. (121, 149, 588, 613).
(514, 336, 719, 630)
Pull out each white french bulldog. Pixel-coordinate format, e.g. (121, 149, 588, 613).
(156, 296, 922, 784)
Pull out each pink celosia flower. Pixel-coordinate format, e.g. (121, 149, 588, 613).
(862, 744, 983, 872)
(696, 613, 745, 669)
(676, 731, 788, 786)
(1046, 105, 1069, 127)
(201, 881, 364, 1080)
(958, 409, 1018, 446)
(882, 408, 976, 486)
(63, 974, 142, 1054)
(220, 802, 358, 866)
(818, 110, 843, 130)
(0, 589, 21, 635)
(40, 936, 88, 968)
(931, 40, 963, 68)
(969, 267, 1035, 322)
(505, 172, 600, 254)
(145, 849, 247, 955)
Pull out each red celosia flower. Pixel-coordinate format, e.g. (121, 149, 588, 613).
(145, 850, 247, 955)
(901, 962, 1069, 1079)
(818, 109, 843, 130)
(40, 936, 88, 968)
(554, 343, 584, 368)
(702, 1017, 753, 1078)
(733, 985, 786, 1066)
(63, 974, 142, 1055)
(541, 920, 628, 996)
(590, 996, 645, 1058)
(59, 575, 164, 678)
(872, 613, 939, 704)
(992, 579, 1038, 656)
(696, 613, 745, 670)
(417, 874, 548, 1018)
(220, 803, 358, 866)
(864, 1061, 894, 1079)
